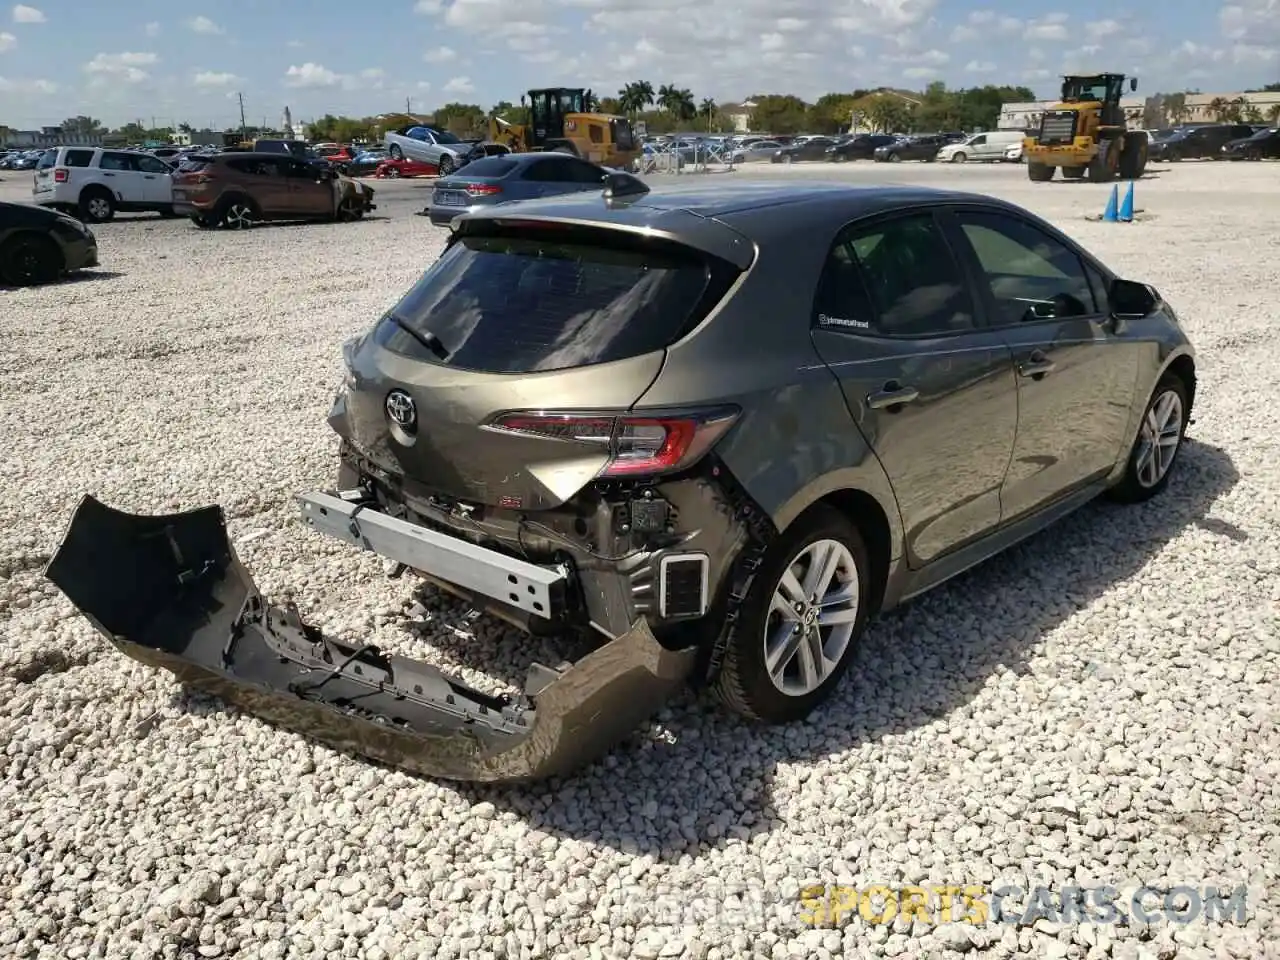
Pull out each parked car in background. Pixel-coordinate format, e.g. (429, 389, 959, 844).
(375, 157, 438, 178)
(32, 146, 177, 223)
(343, 148, 389, 177)
(170, 152, 375, 228)
(1222, 127, 1280, 160)
(1004, 141, 1024, 162)
(0, 200, 99, 287)
(772, 136, 840, 163)
(874, 134, 948, 162)
(314, 143, 355, 166)
(427, 152, 628, 226)
(383, 125, 471, 175)
(826, 134, 899, 161)
(1148, 124, 1255, 160)
(937, 130, 1024, 162)
(728, 139, 785, 163)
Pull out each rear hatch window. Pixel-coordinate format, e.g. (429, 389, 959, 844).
(373, 225, 739, 374)
(36, 150, 57, 170)
(455, 156, 518, 178)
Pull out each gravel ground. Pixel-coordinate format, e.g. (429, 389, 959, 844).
(1, 161, 1278, 960)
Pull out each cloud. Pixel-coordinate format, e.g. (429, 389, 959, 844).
(0, 74, 54, 92)
(286, 39, 303, 47)
(423, 45, 457, 63)
(11, 4, 43, 23)
(186, 15, 223, 35)
(284, 62, 342, 87)
(1085, 18, 1123, 38)
(414, 0, 443, 11)
(443, 76, 475, 93)
(1024, 12, 1069, 41)
(143, 21, 160, 37)
(0, 29, 12, 50)
(193, 70, 238, 88)
(83, 51, 157, 84)
(950, 25, 979, 42)
(965, 60, 996, 73)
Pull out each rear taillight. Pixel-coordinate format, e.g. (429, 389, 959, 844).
(53, 168, 68, 183)
(464, 183, 502, 196)
(195, 173, 215, 184)
(483, 408, 739, 478)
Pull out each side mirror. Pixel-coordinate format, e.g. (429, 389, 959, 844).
(1130, 77, 1138, 91)
(1109, 278, 1157, 317)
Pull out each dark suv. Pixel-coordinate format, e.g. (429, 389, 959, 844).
(874, 134, 947, 162)
(1222, 127, 1280, 160)
(1149, 124, 1255, 160)
(827, 134, 898, 161)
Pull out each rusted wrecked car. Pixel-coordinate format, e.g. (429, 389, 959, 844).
(46, 176, 1196, 783)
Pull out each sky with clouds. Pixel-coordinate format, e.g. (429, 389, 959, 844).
(0, 0, 1276, 129)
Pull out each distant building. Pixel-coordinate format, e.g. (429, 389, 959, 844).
(171, 130, 225, 147)
(1, 125, 104, 148)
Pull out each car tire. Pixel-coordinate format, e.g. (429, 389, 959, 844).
(437, 154, 456, 176)
(1106, 373, 1191, 504)
(0, 233, 63, 286)
(951, 151, 967, 162)
(389, 144, 404, 161)
(158, 206, 179, 218)
(191, 215, 213, 229)
(78, 188, 115, 223)
(888, 152, 902, 162)
(386, 167, 401, 178)
(218, 197, 259, 230)
(335, 196, 364, 222)
(714, 506, 871, 724)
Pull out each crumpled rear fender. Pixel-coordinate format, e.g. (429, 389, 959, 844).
(43, 495, 695, 783)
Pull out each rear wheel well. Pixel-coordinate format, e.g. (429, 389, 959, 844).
(1164, 354, 1196, 412)
(804, 489, 892, 616)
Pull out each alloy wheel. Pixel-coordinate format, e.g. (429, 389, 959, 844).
(224, 203, 256, 229)
(87, 197, 111, 220)
(1135, 389, 1184, 488)
(763, 539, 860, 697)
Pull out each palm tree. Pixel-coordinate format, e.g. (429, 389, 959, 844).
(1268, 103, 1280, 125)
(1207, 96, 1231, 122)
(617, 81, 655, 118)
(700, 97, 717, 131)
(656, 83, 678, 113)
(669, 88, 696, 122)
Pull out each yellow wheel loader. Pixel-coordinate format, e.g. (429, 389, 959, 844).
(481, 88, 641, 169)
(1023, 73, 1148, 183)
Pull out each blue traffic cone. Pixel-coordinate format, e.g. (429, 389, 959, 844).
(1102, 184, 1119, 222)
(1118, 182, 1134, 222)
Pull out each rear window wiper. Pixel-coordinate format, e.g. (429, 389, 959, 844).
(388, 315, 450, 361)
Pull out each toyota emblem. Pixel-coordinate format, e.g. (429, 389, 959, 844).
(385, 390, 416, 430)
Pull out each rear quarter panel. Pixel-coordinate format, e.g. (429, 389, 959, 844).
(632, 202, 905, 559)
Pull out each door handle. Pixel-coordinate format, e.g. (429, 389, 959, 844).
(1018, 352, 1056, 380)
(143, 175, 155, 179)
(102, 172, 115, 177)
(867, 382, 919, 410)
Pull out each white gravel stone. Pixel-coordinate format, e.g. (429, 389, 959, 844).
(0, 163, 1277, 957)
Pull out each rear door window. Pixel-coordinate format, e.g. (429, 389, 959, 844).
(373, 228, 734, 374)
(99, 152, 140, 171)
(64, 150, 94, 167)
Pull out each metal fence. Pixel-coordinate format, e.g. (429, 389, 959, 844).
(639, 139, 738, 174)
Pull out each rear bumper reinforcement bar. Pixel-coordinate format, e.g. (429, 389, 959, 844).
(43, 495, 696, 783)
(296, 491, 566, 620)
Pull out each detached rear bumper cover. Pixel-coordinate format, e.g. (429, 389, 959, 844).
(43, 495, 695, 783)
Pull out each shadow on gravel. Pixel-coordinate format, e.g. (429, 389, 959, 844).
(0, 270, 124, 291)
(452, 439, 1240, 854)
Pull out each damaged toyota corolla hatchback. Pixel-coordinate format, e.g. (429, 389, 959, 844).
(46, 178, 1197, 783)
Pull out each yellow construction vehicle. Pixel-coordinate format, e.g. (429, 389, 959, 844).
(1023, 73, 1147, 183)
(483, 88, 640, 168)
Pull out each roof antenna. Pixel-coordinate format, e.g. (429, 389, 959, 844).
(602, 170, 649, 202)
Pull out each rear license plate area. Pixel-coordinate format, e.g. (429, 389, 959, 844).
(435, 191, 465, 206)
